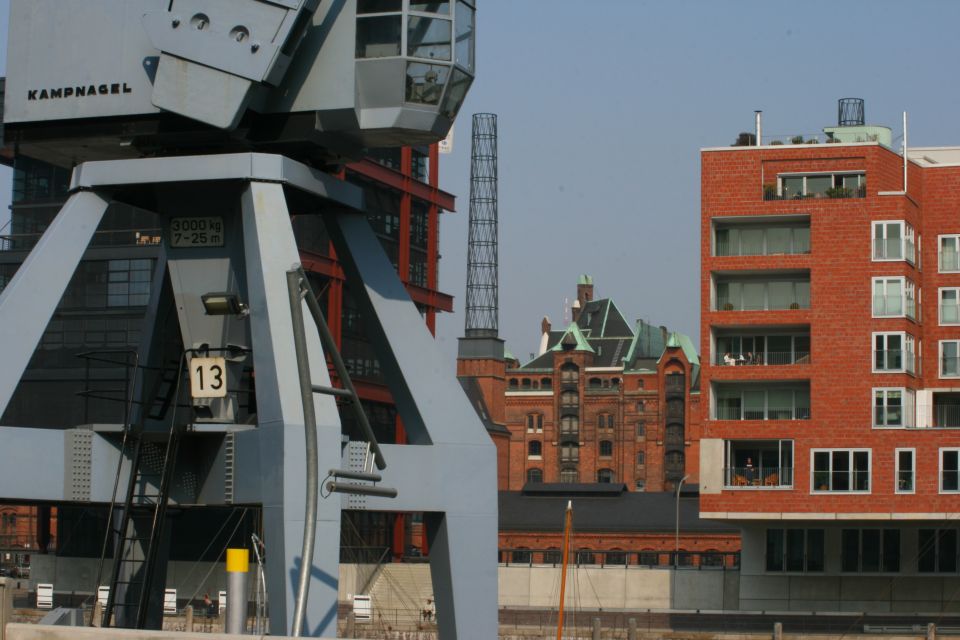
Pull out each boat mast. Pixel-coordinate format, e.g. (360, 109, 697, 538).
(556, 500, 573, 640)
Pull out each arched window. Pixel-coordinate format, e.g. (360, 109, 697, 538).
(560, 415, 578, 436)
(541, 377, 552, 389)
(526, 468, 543, 483)
(560, 390, 578, 407)
(599, 440, 613, 457)
(511, 548, 531, 564)
(637, 451, 645, 465)
(560, 442, 579, 463)
(576, 549, 596, 565)
(611, 378, 621, 388)
(665, 424, 684, 442)
(526, 414, 542, 432)
(636, 379, 645, 389)
(597, 468, 614, 483)
(702, 549, 724, 568)
(605, 549, 626, 565)
(560, 363, 579, 383)
(588, 377, 602, 389)
(543, 548, 563, 565)
(636, 421, 645, 437)
(597, 413, 613, 429)
(636, 400, 645, 412)
(639, 550, 659, 566)
(602, 378, 610, 388)
(528, 440, 542, 458)
(666, 450, 685, 469)
(532, 380, 539, 389)
(560, 466, 579, 483)
(508, 378, 518, 389)
(521, 378, 531, 389)
(676, 550, 694, 567)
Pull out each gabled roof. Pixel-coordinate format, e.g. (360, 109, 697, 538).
(576, 298, 633, 339)
(550, 322, 595, 354)
(660, 331, 700, 367)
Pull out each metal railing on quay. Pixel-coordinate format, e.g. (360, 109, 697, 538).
(0, 228, 163, 252)
(498, 548, 740, 570)
(724, 465, 793, 488)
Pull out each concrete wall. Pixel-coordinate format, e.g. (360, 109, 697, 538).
(1, 578, 13, 640)
(498, 565, 739, 610)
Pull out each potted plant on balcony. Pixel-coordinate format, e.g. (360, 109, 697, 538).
(825, 186, 852, 199)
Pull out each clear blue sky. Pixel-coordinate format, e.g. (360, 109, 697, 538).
(3, 1, 960, 371)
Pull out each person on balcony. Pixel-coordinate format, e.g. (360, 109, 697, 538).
(723, 352, 736, 366)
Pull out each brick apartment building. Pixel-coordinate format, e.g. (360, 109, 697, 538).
(699, 108, 960, 610)
(460, 277, 742, 563)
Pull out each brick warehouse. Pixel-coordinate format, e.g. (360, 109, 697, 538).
(459, 277, 742, 562)
(699, 107, 960, 611)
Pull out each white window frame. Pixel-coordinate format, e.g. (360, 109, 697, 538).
(873, 387, 914, 428)
(810, 449, 872, 493)
(895, 448, 916, 494)
(941, 340, 960, 379)
(940, 288, 960, 326)
(777, 171, 865, 197)
(872, 220, 916, 264)
(872, 332, 915, 374)
(873, 276, 916, 320)
(940, 234, 960, 273)
(940, 448, 960, 494)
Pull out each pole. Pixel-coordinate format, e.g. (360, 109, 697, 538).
(556, 500, 573, 640)
(674, 475, 690, 567)
(225, 548, 249, 634)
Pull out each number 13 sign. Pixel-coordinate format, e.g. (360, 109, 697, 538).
(190, 357, 227, 398)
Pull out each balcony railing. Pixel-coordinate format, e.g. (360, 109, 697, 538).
(874, 407, 904, 427)
(874, 295, 916, 319)
(499, 548, 740, 570)
(934, 405, 960, 428)
(715, 351, 811, 366)
(874, 349, 916, 374)
(716, 297, 811, 312)
(714, 237, 811, 257)
(724, 466, 793, 488)
(715, 405, 810, 421)
(873, 238, 916, 263)
(764, 185, 866, 200)
(0, 228, 163, 252)
(941, 251, 960, 273)
(942, 303, 960, 324)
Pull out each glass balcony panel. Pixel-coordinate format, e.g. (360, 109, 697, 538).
(941, 249, 960, 272)
(943, 303, 960, 324)
(806, 176, 832, 197)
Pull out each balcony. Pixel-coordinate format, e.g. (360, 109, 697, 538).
(934, 393, 960, 428)
(723, 439, 793, 489)
(724, 466, 794, 488)
(714, 275, 811, 312)
(714, 384, 810, 421)
(713, 222, 810, 258)
(764, 185, 866, 201)
(764, 172, 865, 201)
(874, 294, 916, 319)
(874, 237, 916, 264)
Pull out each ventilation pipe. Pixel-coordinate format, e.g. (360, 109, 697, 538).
(902, 111, 908, 192)
(755, 110, 762, 146)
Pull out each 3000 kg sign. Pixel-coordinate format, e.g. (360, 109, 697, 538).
(169, 217, 225, 248)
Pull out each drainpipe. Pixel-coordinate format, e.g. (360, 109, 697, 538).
(902, 111, 908, 192)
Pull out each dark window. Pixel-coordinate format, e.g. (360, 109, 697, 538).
(637, 451, 645, 465)
(543, 548, 562, 564)
(636, 421, 645, 437)
(597, 468, 614, 483)
(559, 467, 578, 483)
(511, 548, 531, 564)
(920, 529, 958, 573)
(528, 441, 542, 457)
(541, 377, 552, 389)
(638, 550, 659, 566)
(943, 450, 960, 491)
(526, 468, 543, 483)
(576, 549, 595, 565)
(605, 550, 626, 565)
(767, 529, 824, 572)
(599, 440, 613, 457)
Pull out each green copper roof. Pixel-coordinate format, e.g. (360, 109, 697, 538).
(550, 321, 595, 354)
(577, 274, 593, 286)
(504, 346, 516, 361)
(660, 331, 700, 366)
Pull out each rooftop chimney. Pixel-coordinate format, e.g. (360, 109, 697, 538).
(838, 98, 865, 127)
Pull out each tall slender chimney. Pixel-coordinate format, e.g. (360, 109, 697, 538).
(464, 113, 499, 338)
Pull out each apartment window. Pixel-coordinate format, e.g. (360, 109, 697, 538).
(637, 451, 645, 465)
(873, 221, 915, 263)
(527, 440, 542, 459)
(599, 440, 613, 457)
(940, 235, 960, 272)
(714, 222, 810, 257)
(526, 468, 542, 483)
(636, 421, 645, 437)
(841, 529, 900, 573)
(919, 529, 959, 573)
(812, 449, 870, 492)
(895, 449, 915, 493)
(776, 172, 864, 199)
(765, 529, 824, 572)
(873, 333, 915, 374)
(941, 288, 960, 325)
(597, 468, 614, 483)
(715, 333, 811, 366)
(714, 385, 810, 421)
(526, 413, 543, 432)
(942, 341, 960, 378)
(874, 388, 914, 428)
(941, 449, 960, 492)
(715, 276, 810, 311)
(873, 277, 916, 319)
(559, 467, 578, 483)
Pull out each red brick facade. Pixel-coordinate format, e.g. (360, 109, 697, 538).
(700, 140, 960, 517)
